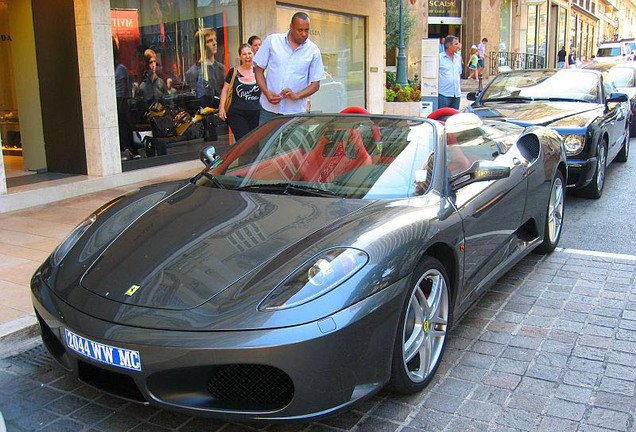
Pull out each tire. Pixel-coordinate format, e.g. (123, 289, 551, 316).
(535, 170, 565, 254)
(630, 114, 636, 138)
(578, 140, 606, 199)
(617, 124, 630, 163)
(388, 256, 451, 393)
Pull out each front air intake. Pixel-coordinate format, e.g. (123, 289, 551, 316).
(206, 364, 294, 410)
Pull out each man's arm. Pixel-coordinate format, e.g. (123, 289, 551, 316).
(255, 66, 282, 105)
(280, 81, 320, 101)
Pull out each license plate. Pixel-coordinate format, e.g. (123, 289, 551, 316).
(64, 329, 141, 372)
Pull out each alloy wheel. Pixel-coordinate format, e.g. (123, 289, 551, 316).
(547, 176, 564, 244)
(596, 143, 606, 193)
(402, 269, 449, 383)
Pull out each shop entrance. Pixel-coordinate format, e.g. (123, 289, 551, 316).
(428, 24, 461, 43)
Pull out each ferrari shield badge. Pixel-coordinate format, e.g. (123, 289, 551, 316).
(125, 284, 140, 296)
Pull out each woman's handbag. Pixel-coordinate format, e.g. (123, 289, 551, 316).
(224, 68, 238, 112)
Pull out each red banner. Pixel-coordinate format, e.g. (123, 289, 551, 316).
(111, 9, 140, 75)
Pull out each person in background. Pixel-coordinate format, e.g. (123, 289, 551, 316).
(439, 37, 445, 53)
(185, 28, 226, 108)
(477, 37, 488, 78)
(248, 35, 262, 55)
(557, 46, 567, 69)
(254, 12, 325, 125)
(139, 48, 167, 105)
(166, 78, 177, 95)
(467, 45, 479, 80)
(114, 40, 140, 160)
(438, 35, 462, 110)
(219, 44, 261, 141)
(568, 48, 577, 68)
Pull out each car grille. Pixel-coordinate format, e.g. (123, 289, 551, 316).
(207, 364, 294, 409)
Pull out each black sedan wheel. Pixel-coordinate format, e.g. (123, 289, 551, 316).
(536, 170, 564, 253)
(578, 140, 606, 199)
(389, 257, 450, 393)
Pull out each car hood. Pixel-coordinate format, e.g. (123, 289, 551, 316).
(78, 184, 370, 311)
(471, 101, 600, 126)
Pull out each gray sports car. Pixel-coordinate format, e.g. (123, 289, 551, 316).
(31, 112, 566, 421)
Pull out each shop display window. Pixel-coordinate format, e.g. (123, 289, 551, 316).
(110, 0, 239, 165)
(276, 5, 366, 113)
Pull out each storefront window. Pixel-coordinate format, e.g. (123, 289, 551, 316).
(110, 0, 239, 166)
(0, 0, 21, 179)
(558, 7, 566, 54)
(537, 2, 547, 61)
(276, 5, 366, 112)
(500, 0, 511, 52)
(526, 6, 537, 56)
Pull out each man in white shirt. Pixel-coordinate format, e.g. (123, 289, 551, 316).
(438, 36, 462, 110)
(254, 12, 326, 125)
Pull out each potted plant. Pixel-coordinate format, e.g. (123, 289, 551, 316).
(384, 71, 422, 116)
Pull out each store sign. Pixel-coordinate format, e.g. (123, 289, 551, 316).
(428, 0, 461, 18)
(0, 34, 11, 42)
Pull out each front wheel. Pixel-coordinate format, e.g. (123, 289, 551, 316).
(536, 170, 565, 254)
(388, 257, 451, 393)
(577, 140, 606, 199)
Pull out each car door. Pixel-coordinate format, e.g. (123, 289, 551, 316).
(448, 123, 528, 303)
(602, 77, 628, 160)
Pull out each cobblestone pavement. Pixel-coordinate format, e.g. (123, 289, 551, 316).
(1, 250, 635, 432)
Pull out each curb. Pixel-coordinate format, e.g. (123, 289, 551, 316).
(0, 314, 40, 358)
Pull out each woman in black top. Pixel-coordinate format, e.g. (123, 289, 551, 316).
(219, 44, 261, 141)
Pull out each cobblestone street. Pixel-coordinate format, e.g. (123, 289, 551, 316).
(1, 249, 635, 432)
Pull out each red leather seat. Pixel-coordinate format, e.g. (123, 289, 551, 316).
(428, 107, 460, 125)
(298, 129, 372, 183)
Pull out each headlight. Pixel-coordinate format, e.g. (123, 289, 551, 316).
(258, 248, 369, 311)
(51, 214, 97, 266)
(563, 134, 586, 155)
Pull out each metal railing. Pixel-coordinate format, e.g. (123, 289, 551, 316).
(487, 52, 545, 75)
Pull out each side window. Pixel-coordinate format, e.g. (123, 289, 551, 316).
(446, 126, 502, 177)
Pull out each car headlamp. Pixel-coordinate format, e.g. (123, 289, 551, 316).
(563, 134, 586, 155)
(258, 248, 369, 311)
(51, 214, 97, 266)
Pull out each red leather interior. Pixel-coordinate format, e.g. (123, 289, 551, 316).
(340, 106, 371, 114)
(297, 129, 372, 183)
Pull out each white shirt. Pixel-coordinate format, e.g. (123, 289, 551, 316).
(253, 32, 326, 114)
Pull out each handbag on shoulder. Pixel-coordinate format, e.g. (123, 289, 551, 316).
(223, 68, 239, 113)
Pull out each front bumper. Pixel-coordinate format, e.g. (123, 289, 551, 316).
(566, 156, 596, 189)
(31, 274, 407, 421)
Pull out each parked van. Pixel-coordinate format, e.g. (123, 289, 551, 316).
(595, 42, 632, 63)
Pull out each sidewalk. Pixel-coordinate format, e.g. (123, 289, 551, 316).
(0, 167, 201, 341)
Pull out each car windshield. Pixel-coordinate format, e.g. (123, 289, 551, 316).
(196, 115, 436, 199)
(597, 47, 621, 57)
(481, 70, 600, 103)
(609, 67, 635, 87)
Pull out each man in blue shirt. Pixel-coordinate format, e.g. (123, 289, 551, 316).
(438, 36, 462, 110)
(254, 12, 326, 125)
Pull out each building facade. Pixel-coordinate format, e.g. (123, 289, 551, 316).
(0, 0, 384, 212)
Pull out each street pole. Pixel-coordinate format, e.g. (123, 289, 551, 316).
(396, 0, 408, 87)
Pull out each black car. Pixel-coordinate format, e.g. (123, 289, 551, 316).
(584, 60, 636, 137)
(32, 113, 566, 421)
(466, 68, 629, 198)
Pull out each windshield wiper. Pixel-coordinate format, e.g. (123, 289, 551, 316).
(202, 172, 226, 189)
(482, 96, 534, 102)
(285, 184, 341, 198)
(533, 97, 592, 103)
(235, 183, 340, 197)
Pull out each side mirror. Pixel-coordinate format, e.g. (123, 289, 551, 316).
(467, 92, 478, 101)
(607, 92, 628, 103)
(200, 145, 218, 167)
(451, 160, 510, 191)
